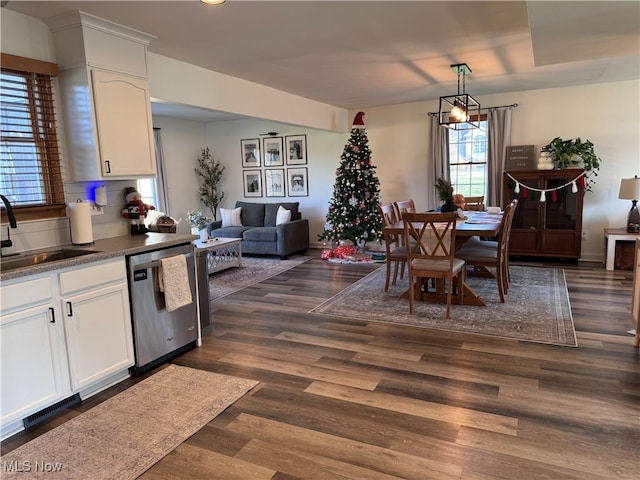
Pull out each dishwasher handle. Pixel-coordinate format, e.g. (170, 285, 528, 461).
(133, 252, 194, 271)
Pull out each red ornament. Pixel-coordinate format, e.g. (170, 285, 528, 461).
(578, 175, 586, 189)
(521, 188, 528, 199)
(551, 190, 558, 202)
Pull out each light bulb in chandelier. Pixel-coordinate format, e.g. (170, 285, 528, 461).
(450, 100, 469, 122)
(451, 104, 464, 121)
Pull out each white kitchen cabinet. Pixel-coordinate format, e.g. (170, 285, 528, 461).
(47, 11, 157, 181)
(90, 69, 156, 178)
(0, 257, 134, 440)
(0, 276, 71, 436)
(58, 258, 135, 393)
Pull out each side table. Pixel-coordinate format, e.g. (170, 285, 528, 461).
(603, 228, 638, 271)
(193, 238, 242, 334)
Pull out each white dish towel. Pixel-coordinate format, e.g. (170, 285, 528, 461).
(158, 254, 193, 312)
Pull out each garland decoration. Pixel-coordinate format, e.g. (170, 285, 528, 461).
(506, 171, 586, 203)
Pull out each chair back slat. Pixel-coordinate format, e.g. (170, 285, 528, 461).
(379, 202, 399, 226)
(403, 212, 457, 261)
(394, 199, 416, 219)
(465, 196, 485, 211)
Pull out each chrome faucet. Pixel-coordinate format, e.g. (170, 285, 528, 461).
(1, 194, 18, 251)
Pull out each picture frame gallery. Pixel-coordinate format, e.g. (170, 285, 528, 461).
(241, 135, 308, 198)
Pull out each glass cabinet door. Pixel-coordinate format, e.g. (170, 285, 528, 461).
(544, 175, 579, 231)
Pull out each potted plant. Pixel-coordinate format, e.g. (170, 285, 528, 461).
(435, 177, 457, 212)
(187, 210, 211, 241)
(542, 137, 601, 190)
(194, 147, 225, 221)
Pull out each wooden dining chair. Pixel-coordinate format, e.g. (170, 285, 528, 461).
(403, 212, 466, 318)
(378, 203, 407, 291)
(393, 199, 416, 219)
(455, 199, 518, 302)
(464, 196, 485, 211)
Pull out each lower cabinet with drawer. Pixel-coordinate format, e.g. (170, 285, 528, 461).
(0, 257, 134, 440)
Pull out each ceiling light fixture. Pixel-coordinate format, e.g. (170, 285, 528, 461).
(200, 0, 226, 5)
(438, 63, 480, 130)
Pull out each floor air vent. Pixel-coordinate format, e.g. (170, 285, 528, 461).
(23, 393, 81, 429)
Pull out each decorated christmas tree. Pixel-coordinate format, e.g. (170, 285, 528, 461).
(318, 112, 383, 249)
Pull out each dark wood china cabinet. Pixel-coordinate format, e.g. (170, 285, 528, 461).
(503, 169, 585, 259)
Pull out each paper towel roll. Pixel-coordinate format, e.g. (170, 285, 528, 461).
(69, 201, 94, 245)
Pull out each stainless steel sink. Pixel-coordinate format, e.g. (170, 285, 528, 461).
(1, 249, 101, 271)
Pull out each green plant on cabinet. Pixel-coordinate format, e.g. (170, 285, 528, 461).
(542, 137, 601, 190)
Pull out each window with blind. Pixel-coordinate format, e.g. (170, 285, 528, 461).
(448, 118, 488, 198)
(1, 53, 66, 222)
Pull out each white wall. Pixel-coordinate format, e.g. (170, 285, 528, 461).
(148, 53, 349, 133)
(204, 118, 343, 244)
(150, 116, 207, 234)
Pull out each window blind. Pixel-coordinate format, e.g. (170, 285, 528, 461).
(1, 56, 66, 221)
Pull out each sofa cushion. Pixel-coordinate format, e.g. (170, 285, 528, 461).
(264, 202, 300, 226)
(276, 206, 291, 225)
(235, 201, 265, 227)
(242, 226, 277, 242)
(220, 207, 242, 227)
(209, 226, 252, 238)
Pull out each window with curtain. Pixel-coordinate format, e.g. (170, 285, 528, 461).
(448, 119, 488, 198)
(136, 128, 167, 213)
(0, 54, 65, 222)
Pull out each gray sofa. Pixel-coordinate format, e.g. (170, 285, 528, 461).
(207, 201, 309, 259)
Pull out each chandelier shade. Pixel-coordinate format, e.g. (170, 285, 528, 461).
(439, 64, 480, 130)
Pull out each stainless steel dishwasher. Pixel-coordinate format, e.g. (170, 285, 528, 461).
(127, 243, 198, 375)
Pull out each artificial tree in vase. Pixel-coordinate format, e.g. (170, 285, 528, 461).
(194, 147, 225, 221)
(318, 112, 383, 261)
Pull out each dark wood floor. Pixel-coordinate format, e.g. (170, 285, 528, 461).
(3, 251, 639, 479)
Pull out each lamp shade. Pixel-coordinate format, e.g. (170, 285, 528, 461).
(618, 176, 640, 200)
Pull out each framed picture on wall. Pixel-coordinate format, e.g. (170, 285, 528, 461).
(287, 167, 308, 197)
(264, 168, 285, 197)
(243, 169, 262, 197)
(262, 136, 284, 167)
(240, 138, 261, 168)
(285, 134, 307, 165)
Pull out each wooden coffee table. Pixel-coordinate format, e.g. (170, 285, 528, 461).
(194, 237, 242, 274)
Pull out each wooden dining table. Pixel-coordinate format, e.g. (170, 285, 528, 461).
(382, 212, 502, 307)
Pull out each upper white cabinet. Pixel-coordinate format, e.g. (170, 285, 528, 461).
(47, 11, 157, 180)
(91, 69, 156, 177)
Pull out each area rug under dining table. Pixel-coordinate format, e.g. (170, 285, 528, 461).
(310, 265, 578, 347)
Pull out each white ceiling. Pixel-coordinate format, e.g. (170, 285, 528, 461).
(4, 1, 639, 122)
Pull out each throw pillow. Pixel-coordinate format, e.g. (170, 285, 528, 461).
(221, 207, 242, 227)
(276, 206, 291, 225)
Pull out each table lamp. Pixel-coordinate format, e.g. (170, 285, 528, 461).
(618, 175, 640, 233)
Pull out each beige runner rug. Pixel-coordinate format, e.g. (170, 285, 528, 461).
(0, 365, 258, 479)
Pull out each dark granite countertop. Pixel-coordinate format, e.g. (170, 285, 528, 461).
(1, 233, 198, 282)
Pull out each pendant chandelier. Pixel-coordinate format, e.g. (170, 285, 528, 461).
(438, 63, 480, 130)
